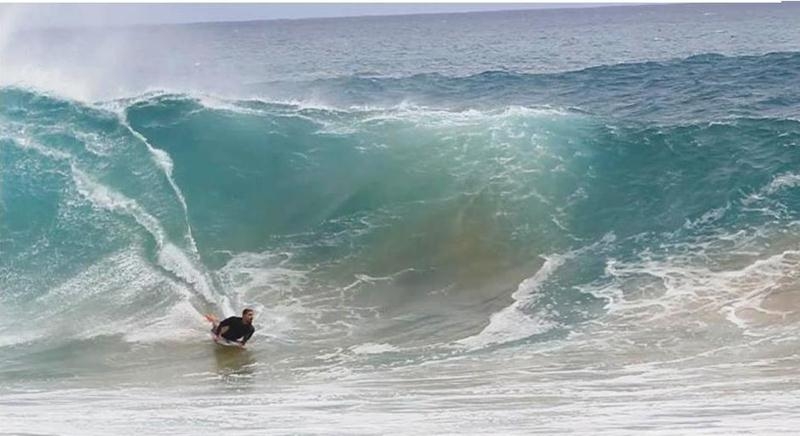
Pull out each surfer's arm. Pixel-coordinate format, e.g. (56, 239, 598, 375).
(240, 328, 254, 345)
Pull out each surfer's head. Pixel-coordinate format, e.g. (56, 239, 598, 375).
(242, 308, 255, 325)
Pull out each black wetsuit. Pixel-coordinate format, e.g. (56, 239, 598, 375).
(215, 316, 255, 344)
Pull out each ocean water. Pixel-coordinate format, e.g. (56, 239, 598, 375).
(2, 4, 800, 435)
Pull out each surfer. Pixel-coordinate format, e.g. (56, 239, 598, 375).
(209, 308, 255, 346)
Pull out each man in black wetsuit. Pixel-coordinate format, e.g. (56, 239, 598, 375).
(214, 308, 255, 346)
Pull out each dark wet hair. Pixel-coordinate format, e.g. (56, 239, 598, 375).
(242, 308, 254, 316)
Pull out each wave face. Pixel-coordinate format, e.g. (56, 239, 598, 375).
(4, 59, 800, 354)
(3, 6, 800, 435)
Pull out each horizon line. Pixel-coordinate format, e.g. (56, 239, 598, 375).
(14, 3, 664, 32)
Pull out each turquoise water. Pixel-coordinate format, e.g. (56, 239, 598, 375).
(3, 4, 800, 435)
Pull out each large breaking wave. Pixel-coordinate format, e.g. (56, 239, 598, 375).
(3, 53, 800, 373)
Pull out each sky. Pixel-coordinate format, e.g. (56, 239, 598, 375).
(0, 3, 630, 29)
